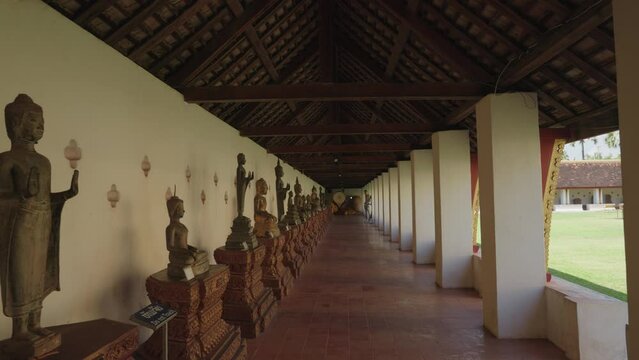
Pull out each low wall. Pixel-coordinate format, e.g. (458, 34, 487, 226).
(546, 279, 628, 360)
(472, 254, 628, 359)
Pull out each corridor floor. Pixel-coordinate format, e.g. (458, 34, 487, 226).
(246, 216, 566, 360)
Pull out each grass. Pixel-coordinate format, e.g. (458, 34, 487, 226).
(476, 210, 627, 301)
(548, 210, 627, 301)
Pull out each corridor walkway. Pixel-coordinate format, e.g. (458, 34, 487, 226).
(246, 216, 565, 360)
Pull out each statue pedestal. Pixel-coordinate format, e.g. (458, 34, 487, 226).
(137, 266, 245, 360)
(257, 234, 292, 300)
(213, 245, 278, 338)
(283, 226, 303, 279)
(0, 319, 138, 360)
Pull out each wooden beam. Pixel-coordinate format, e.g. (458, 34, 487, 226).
(166, 0, 276, 86)
(297, 164, 391, 170)
(377, 1, 492, 82)
(268, 143, 414, 154)
(282, 154, 399, 163)
(553, 102, 618, 127)
(129, 0, 209, 60)
(499, 0, 612, 88)
(240, 123, 432, 137)
(182, 82, 488, 103)
(105, 0, 164, 45)
(73, 0, 112, 25)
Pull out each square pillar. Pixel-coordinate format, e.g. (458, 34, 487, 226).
(476, 93, 546, 338)
(593, 188, 601, 204)
(389, 167, 400, 242)
(398, 161, 414, 251)
(377, 175, 383, 229)
(411, 149, 435, 264)
(375, 176, 381, 227)
(433, 130, 473, 288)
(613, 1, 639, 356)
(382, 172, 391, 236)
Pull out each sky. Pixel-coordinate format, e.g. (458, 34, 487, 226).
(563, 131, 620, 160)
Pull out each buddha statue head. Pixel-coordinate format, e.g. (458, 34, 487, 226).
(256, 178, 268, 196)
(275, 159, 284, 178)
(237, 152, 246, 165)
(166, 195, 185, 221)
(5, 94, 44, 144)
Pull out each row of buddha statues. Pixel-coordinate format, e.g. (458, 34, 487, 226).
(166, 154, 327, 280)
(0, 94, 329, 358)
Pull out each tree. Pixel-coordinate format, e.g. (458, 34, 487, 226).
(579, 139, 586, 160)
(605, 131, 619, 149)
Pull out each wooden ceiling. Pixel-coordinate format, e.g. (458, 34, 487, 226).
(44, 0, 617, 189)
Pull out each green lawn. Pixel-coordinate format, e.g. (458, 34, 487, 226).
(549, 210, 627, 301)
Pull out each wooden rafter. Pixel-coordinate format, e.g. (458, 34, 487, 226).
(377, 0, 492, 82)
(282, 155, 398, 164)
(268, 143, 414, 154)
(498, 0, 612, 88)
(105, 0, 164, 46)
(167, 0, 277, 86)
(129, 0, 209, 60)
(240, 123, 432, 137)
(73, 0, 112, 25)
(182, 82, 488, 103)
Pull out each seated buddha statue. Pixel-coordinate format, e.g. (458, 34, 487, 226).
(166, 194, 209, 280)
(254, 178, 280, 238)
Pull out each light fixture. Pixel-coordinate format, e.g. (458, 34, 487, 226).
(64, 139, 82, 169)
(201, 190, 206, 205)
(185, 166, 192, 183)
(333, 157, 339, 163)
(141, 155, 151, 177)
(107, 184, 120, 208)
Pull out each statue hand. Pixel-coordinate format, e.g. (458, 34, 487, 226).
(248, 171, 254, 181)
(69, 170, 79, 197)
(285, 183, 290, 191)
(26, 167, 40, 197)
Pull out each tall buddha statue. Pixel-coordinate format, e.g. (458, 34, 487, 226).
(165, 193, 209, 280)
(253, 178, 280, 238)
(305, 194, 313, 217)
(274, 160, 290, 224)
(311, 186, 320, 213)
(283, 190, 301, 226)
(226, 153, 259, 250)
(294, 178, 306, 222)
(0, 94, 79, 355)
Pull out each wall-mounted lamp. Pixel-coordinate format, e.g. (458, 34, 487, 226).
(64, 139, 82, 169)
(107, 184, 120, 208)
(141, 155, 151, 177)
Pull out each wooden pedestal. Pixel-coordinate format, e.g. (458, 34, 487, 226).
(281, 227, 300, 280)
(213, 245, 278, 338)
(0, 318, 138, 360)
(257, 234, 292, 300)
(137, 266, 246, 360)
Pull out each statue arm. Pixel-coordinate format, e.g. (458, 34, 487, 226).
(52, 170, 79, 204)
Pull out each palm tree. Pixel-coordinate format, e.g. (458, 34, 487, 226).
(605, 131, 619, 149)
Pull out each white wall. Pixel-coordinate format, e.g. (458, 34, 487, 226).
(0, 1, 320, 340)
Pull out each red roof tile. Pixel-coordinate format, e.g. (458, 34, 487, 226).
(557, 160, 622, 188)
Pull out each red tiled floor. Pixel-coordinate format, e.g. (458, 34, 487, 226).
(246, 216, 566, 360)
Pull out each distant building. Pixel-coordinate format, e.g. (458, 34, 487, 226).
(554, 160, 623, 205)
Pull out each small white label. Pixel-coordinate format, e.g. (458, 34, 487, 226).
(183, 266, 194, 280)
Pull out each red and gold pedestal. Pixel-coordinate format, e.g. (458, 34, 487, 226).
(257, 234, 292, 300)
(282, 227, 303, 279)
(137, 266, 246, 360)
(214, 245, 278, 338)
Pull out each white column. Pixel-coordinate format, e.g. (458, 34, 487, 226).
(593, 188, 601, 204)
(377, 175, 383, 229)
(374, 177, 381, 226)
(433, 130, 473, 288)
(476, 93, 546, 338)
(411, 149, 436, 264)
(398, 161, 414, 251)
(566, 188, 571, 204)
(559, 189, 567, 205)
(389, 167, 400, 242)
(382, 172, 391, 236)
(613, 2, 639, 356)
